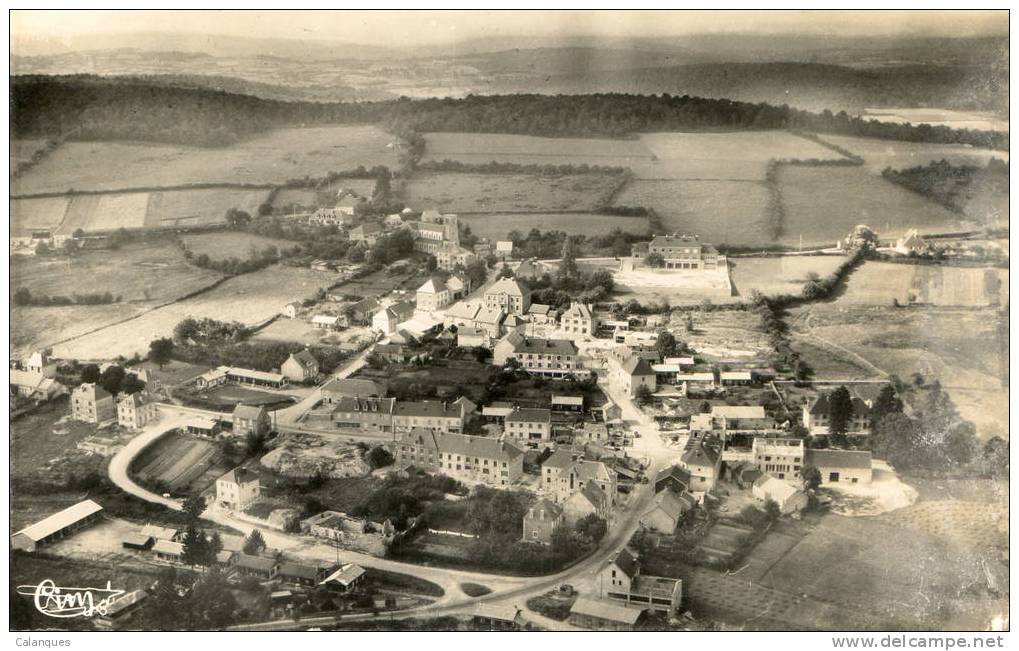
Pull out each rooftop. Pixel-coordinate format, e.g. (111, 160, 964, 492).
(806, 448, 873, 470)
(569, 597, 643, 625)
(12, 500, 102, 543)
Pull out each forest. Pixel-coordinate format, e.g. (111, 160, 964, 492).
(11, 75, 1009, 150)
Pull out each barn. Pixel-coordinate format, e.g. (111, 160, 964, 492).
(11, 500, 103, 552)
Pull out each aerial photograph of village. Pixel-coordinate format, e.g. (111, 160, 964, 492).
(7, 8, 1010, 638)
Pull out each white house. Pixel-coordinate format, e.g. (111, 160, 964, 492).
(752, 475, 808, 514)
(216, 468, 261, 511)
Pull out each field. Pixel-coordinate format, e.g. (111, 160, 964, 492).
(635, 131, 844, 180)
(788, 304, 1008, 436)
(130, 432, 221, 493)
(401, 172, 621, 213)
(858, 107, 1009, 133)
(728, 255, 845, 297)
(180, 231, 295, 261)
(10, 397, 101, 482)
(421, 131, 653, 168)
(11, 304, 144, 359)
(830, 261, 1009, 307)
(11, 138, 50, 171)
(612, 263, 733, 305)
(12, 126, 397, 194)
(50, 266, 336, 360)
(614, 180, 773, 246)
(185, 384, 296, 411)
(10, 195, 69, 236)
(11, 240, 223, 302)
(252, 318, 329, 345)
(333, 267, 424, 298)
(460, 212, 649, 241)
(777, 166, 965, 247)
(143, 188, 271, 229)
(822, 134, 1008, 175)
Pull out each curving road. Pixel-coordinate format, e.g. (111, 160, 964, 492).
(109, 370, 681, 629)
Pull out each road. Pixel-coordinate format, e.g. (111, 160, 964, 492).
(109, 359, 682, 630)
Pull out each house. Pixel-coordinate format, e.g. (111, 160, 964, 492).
(598, 547, 683, 616)
(444, 301, 482, 329)
(493, 333, 582, 379)
(561, 303, 597, 336)
(10, 370, 65, 401)
(393, 400, 467, 433)
(320, 563, 367, 592)
(752, 475, 808, 514)
(720, 370, 754, 386)
(374, 343, 408, 363)
(455, 326, 489, 348)
(568, 597, 644, 631)
(608, 349, 657, 398)
(152, 540, 184, 562)
(182, 415, 221, 437)
(680, 439, 722, 493)
(311, 314, 340, 330)
(281, 302, 301, 319)
(330, 396, 397, 435)
(522, 498, 563, 545)
(25, 350, 53, 376)
(526, 303, 557, 325)
(638, 233, 722, 271)
(350, 222, 383, 245)
(445, 274, 471, 300)
(502, 313, 529, 336)
(394, 429, 525, 487)
(690, 405, 776, 433)
(116, 391, 158, 429)
(232, 404, 271, 437)
(472, 603, 524, 630)
(216, 467, 261, 510)
(803, 392, 873, 435)
(725, 461, 764, 489)
(320, 378, 383, 403)
(495, 240, 513, 260)
(563, 482, 609, 526)
(752, 437, 805, 481)
(484, 278, 531, 315)
(472, 307, 506, 339)
(435, 243, 477, 272)
(281, 350, 319, 382)
(348, 297, 381, 324)
(372, 301, 415, 335)
(544, 451, 619, 505)
(416, 276, 454, 312)
(654, 465, 692, 495)
(278, 562, 329, 587)
(640, 489, 694, 534)
(70, 383, 116, 423)
(512, 258, 554, 281)
(234, 554, 280, 580)
(894, 228, 933, 256)
(504, 407, 552, 448)
(551, 395, 584, 413)
(805, 449, 873, 485)
(10, 500, 104, 552)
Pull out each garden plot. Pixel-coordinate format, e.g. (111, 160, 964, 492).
(131, 433, 218, 492)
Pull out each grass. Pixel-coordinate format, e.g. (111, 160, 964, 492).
(143, 188, 272, 229)
(401, 172, 621, 213)
(10, 397, 101, 482)
(369, 569, 445, 597)
(51, 265, 336, 360)
(12, 303, 146, 359)
(11, 240, 223, 303)
(828, 260, 1007, 307)
(728, 255, 846, 298)
(10, 195, 71, 235)
(354, 358, 499, 404)
(182, 384, 295, 411)
(459, 582, 492, 597)
(12, 125, 397, 194)
(822, 134, 1008, 176)
(180, 231, 295, 262)
(777, 166, 964, 247)
(460, 212, 649, 241)
(422, 131, 652, 168)
(334, 267, 424, 298)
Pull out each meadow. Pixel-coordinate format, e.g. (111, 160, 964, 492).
(460, 212, 649, 241)
(728, 255, 845, 297)
(822, 134, 1008, 175)
(401, 172, 621, 213)
(179, 231, 295, 261)
(271, 178, 376, 211)
(143, 188, 271, 228)
(10, 139, 50, 172)
(11, 125, 396, 194)
(831, 261, 1009, 307)
(776, 166, 964, 247)
(614, 179, 773, 246)
(10, 195, 69, 236)
(421, 131, 653, 168)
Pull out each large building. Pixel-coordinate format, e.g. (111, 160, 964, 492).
(637, 234, 722, 270)
(216, 467, 261, 511)
(680, 438, 722, 493)
(331, 396, 397, 435)
(393, 429, 524, 487)
(493, 332, 582, 378)
(542, 450, 619, 505)
(415, 276, 454, 312)
(803, 391, 874, 435)
(435, 243, 477, 272)
(11, 500, 104, 552)
(561, 303, 597, 336)
(484, 278, 531, 316)
(805, 449, 873, 485)
(116, 392, 158, 429)
(503, 407, 552, 448)
(607, 347, 657, 397)
(522, 498, 563, 545)
(281, 350, 319, 382)
(71, 383, 116, 423)
(752, 437, 805, 481)
(598, 548, 683, 616)
(233, 404, 271, 437)
(392, 400, 467, 434)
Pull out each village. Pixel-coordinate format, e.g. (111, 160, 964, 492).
(11, 194, 972, 634)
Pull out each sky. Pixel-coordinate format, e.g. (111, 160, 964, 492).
(10, 9, 1009, 48)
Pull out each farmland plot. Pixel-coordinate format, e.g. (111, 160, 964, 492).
(833, 261, 1009, 307)
(614, 180, 773, 246)
(460, 212, 649, 241)
(180, 231, 295, 261)
(10, 139, 50, 172)
(131, 434, 218, 492)
(12, 125, 396, 194)
(402, 172, 620, 213)
(822, 134, 1008, 175)
(144, 188, 272, 228)
(422, 132, 654, 168)
(60, 192, 150, 233)
(10, 196, 69, 236)
(777, 166, 964, 247)
(728, 255, 845, 297)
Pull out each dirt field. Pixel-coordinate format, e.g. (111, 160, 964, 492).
(728, 255, 845, 297)
(613, 180, 773, 247)
(831, 261, 1008, 307)
(12, 304, 146, 359)
(822, 134, 1008, 175)
(636, 131, 845, 180)
(613, 263, 733, 304)
(143, 188, 271, 229)
(12, 126, 397, 194)
(131, 432, 221, 493)
(180, 231, 295, 261)
(12, 240, 223, 303)
(777, 166, 964, 247)
(402, 172, 621, 213)
(10, 195, 70, 236)
(51, 266, 336, 360)
(788, 304, 1008, 436)
(421, 131, 653, 168)
(460, 212, 649, 241)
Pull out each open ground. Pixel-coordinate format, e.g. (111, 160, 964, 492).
(461, 212, 649, 241)
(180, 231, 296, 261)
(401, 172, 622, 213)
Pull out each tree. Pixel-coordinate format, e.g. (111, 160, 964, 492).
(187, 570, 237, 628)
(243, 529, 267, 555)
(801, 466, 822, 492)
(655, 330, 679, 358)
(827, 386, 854, 436)
(346, 245, 366, 263)
(763, 498, 782, 522)
(645, 252, 665, 268)
(80, 363, 101, 384)
(366, 446, 395, 469)
(99, 364, 126, 396)
(182, 495, 206, 522)
(634, 384, 653, 406)
(182, 524, 213, 566)
(496, 263, 514, 279)
(225, 208, 252, 227)
(794, 359, 814, 382)
(120, 372, 146, 395)
(13, 287, 33, 306)
(698, 400, 712, 414)
(148, 337, 175, 369)
(869, 385, 903, 429)
(245, 430, 267, 457)
(575, 514, 607, 543)
(685, 313, 695, 333)
(558, 237, 579, 280)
